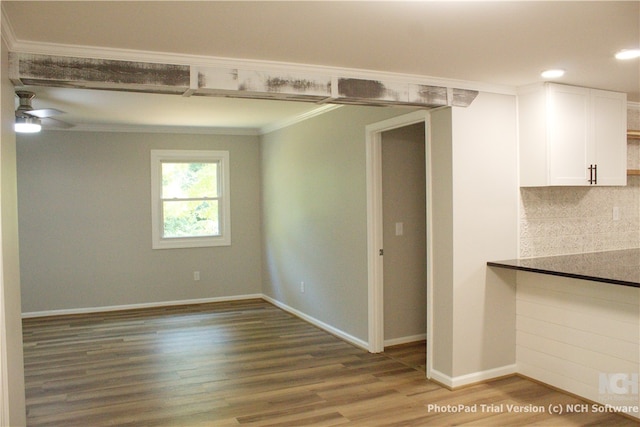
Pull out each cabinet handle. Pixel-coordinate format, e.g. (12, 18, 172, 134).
(588, 164, 598, 185)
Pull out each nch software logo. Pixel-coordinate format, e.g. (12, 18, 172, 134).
(599, 373, 639, 396)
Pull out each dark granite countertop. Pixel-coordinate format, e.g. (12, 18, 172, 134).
(488, 249, 640, 288)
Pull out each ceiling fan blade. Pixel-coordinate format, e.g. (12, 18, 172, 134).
(41, 117, 74, 129)
(28, 108, 66, 118)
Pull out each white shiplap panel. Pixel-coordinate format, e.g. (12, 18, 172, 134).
(516, 271, 639, 420)
(517, 284, 639, 326)
(517, 330, 638, 373)
(517, 299, 639, 341)
(518, 272, 638, 305)
(516, 345, 608, 392)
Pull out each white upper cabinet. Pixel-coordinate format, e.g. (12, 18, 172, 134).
(519, 83, 627, 186)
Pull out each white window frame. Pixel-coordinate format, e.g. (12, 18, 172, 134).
(151, 149, 231, 249)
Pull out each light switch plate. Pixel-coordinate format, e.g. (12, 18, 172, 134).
(395, 222, 403, 236)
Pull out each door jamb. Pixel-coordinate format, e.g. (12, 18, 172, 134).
(365, 110, 433, 379)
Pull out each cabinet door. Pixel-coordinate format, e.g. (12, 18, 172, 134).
(547, 84, 591, 186)
(591, 89, 627, 186)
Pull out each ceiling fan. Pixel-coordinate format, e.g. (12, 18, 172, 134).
(15, 90, 73, 133)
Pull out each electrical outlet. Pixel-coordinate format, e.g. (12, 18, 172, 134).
(613, 207, 620, 221)
(300, 281, 305, 293)
(193, 271, 200, 281)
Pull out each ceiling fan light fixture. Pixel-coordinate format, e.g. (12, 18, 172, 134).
(615, 48, 640, 60)
(15, 116, 42, 133)
(541, 69, 565, 79)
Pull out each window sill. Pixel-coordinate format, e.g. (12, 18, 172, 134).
(152, 235, 231, 250)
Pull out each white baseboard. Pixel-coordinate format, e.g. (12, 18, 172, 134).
(261, 294, 370, 351)
(430, 364, 517, 389)
(384, 334, 426, 347)
(21, 294, 264, 318)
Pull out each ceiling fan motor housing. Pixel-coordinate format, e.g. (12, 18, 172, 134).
(15, 90, 37, 117)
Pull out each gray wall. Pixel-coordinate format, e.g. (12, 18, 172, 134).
(261, 105, 413, 342)
(381, 123, 426, 343)
(17, 131, 263, 312)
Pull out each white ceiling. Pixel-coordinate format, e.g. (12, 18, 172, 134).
(3, 1, 639, 132)
(19, 86, 329, 134)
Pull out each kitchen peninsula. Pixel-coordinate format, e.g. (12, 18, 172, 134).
(489, 250, 640, 420)
(488, 248, 640, 288)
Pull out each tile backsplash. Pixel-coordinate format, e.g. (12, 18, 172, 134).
(519, 106, 640, 257)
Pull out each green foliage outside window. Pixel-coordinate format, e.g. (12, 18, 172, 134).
(161, 162, 220, 238)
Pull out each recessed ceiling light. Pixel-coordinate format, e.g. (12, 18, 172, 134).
(615, 49, 640, 60)
(541, 69, 565, 79)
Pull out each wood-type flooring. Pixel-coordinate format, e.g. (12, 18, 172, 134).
(22, 299, 637, 426)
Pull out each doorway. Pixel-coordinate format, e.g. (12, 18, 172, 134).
(365, 110, 433, 379)
(381, 123, 427, 349)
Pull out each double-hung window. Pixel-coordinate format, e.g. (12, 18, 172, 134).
(151, 150, 230, 249)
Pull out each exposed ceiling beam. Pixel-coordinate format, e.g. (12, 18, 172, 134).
(10, 52, 479, 108)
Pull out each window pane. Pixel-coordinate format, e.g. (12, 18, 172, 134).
(151, 150, 230, 249)
(162, 162, 218, 199)
(162, 200, 220, 238)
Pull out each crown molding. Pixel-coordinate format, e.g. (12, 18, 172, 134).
(260, 104, 343, 135)
(1, 4, 17, 49)
(5, 39, 517, 97)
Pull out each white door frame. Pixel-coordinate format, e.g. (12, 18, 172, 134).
(365, 110, 433, 379)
